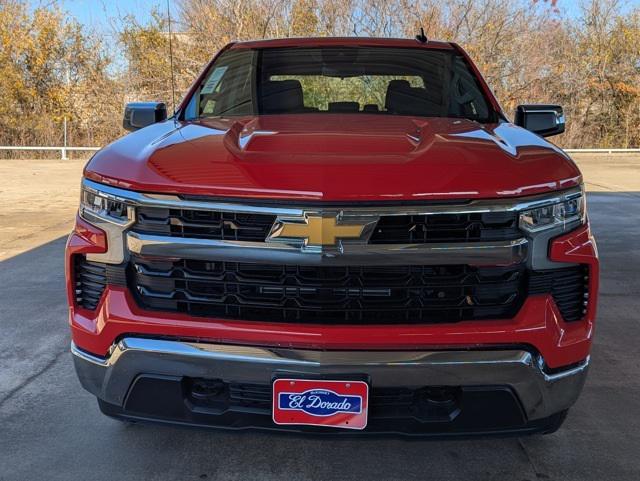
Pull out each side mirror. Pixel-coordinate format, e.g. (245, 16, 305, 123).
(123, 102, 167, 132)
(514, 104, 565, 137)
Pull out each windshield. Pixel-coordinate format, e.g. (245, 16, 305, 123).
(189, 46, 496, 122)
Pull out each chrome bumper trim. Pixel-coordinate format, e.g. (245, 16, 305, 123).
(127, 231, 528, 266)
(72, 338, 589, 421)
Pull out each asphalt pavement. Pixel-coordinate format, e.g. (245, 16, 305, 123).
(0, 190, 639, 481)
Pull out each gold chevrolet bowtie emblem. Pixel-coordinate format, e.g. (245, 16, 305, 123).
(270, 215, 368, 246)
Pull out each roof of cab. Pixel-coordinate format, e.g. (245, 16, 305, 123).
(229, 37, 455, 50)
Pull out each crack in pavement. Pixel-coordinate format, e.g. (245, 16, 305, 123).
(0, 346, 69, 408)
(517, 438, 550, 479)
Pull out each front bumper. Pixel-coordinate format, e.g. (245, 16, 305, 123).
(72, 337, 589, 436)
(67, 184, 599, 435)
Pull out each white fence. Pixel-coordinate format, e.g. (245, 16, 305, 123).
(0, 146, 639, 160)
(0, 146, 101, 160)
(564, 148, 640, 154)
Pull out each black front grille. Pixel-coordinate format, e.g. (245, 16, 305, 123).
(134, 206, 276, 242)
(82, 257, 590, 324)
(529, 265, 589, 321)
(74, 257, 107, 310)
(369, 212, 521, 244)
(129, 257, 527, 324)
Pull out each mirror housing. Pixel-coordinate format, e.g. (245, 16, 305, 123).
(514, 104, 565, 137)
(123, 102, 168, 132)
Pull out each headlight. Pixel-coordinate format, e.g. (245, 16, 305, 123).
(519, 190, 585, 233)
(80, 184, 134, 225)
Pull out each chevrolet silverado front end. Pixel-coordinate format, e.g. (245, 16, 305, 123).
(67, 37, 598, 436)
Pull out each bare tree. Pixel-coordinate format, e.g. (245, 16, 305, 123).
(1, 0, 638, 152)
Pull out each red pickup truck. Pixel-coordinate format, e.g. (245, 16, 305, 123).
(67, 37, 598, 436)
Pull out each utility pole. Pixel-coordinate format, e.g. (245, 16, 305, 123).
(62, 116, 68, 160)
(62, 63, 70, 160)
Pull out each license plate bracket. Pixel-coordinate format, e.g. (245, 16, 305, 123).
(272, 378, 369, 430)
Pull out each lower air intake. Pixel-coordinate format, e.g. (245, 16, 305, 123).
(74, 256, 107, 310)
(529, 265, 589, 322)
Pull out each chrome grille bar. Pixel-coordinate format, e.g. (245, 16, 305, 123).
(127, 231, 528, 266)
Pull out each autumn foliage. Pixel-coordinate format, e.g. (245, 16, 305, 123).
(0, 0, 639, 153)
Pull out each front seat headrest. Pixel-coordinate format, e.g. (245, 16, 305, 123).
(385, 80, 412, 112)
(261, 80, 304, 114)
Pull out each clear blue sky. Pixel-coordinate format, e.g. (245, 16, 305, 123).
(53, 0, 640, 36)
(58, 0, 164, 32)
(56, 0, 635, 32)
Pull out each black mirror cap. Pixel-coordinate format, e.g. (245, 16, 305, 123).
(123, 102, 168, 132)
(514, 104, 565, 137)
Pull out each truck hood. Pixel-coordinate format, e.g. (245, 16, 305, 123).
(85, 114, 581, 201)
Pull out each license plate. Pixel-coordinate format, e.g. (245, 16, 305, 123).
(272, 379, 368, 430)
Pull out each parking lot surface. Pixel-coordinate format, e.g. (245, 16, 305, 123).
(0, 154, 638, 480)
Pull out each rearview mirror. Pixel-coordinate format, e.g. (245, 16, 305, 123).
(514, 105, 565, 137)
(123, 102, 167, 132)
